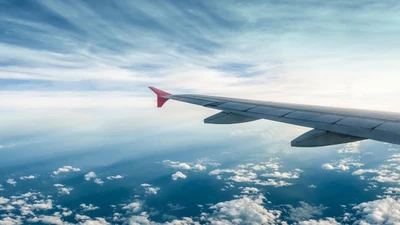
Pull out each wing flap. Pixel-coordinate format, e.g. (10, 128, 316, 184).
(204, 112, 259, 124)
(291, 129, 366, 147)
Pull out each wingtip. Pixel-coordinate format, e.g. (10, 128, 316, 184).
(149, 87, 171, 108)
(149, 87, 171, 96)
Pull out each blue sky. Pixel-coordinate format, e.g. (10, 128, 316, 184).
(1, 0, 400, 108)
(1, 0, 400, 156)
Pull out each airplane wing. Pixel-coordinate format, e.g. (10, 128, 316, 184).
(149, 87, 400, 147)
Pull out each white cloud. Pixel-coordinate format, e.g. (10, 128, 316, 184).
(106, 175, 124, 180)
(141, 184, 160, 195)
(31, 199, 53, 210)
(84, 172, 97, 181)
(27, 215, 66, 225)
(209, 167, 292, 187)
(241, 187, 260, 194)
(75, 214, 91, 221)
(53, 166, 81, 175)
(80, 204, 99, 212)
(20, 175, 37, 180)
(353, 197, 400, 224)
(337, 142, 361, 154)
(385, 187, 400, 195)
(163, 160, 208, 171)
(207, 195, 282, 224)
(7, 179, 17, 186)
(75, 215, 110, 225)
(0, 184, 3, 191)
(352, 168, 400, 185)
(322, 158, 363, 171)
(0, 197, 9, 204)
(122, 201, 142, 213)
(261, 170, 301, 179)
(172, 172, 187, 181)
(194, 164, 207, 171)
(308, 185, 317, 188)
(0, 216, 23, 225)
(163, 160, 192, 170)
(125, 212, 199, 225)
(322, 164, 335, 170)
(60, 187, 73, 195)
(83, 172, 103, 185)
(94, 178, 104, 185)
(255, 179, 292, 187)
(298, 218, 340, 225)
(53, 184, 73, 195)
(146, 187, 160, 195)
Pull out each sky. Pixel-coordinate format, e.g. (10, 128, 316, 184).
(1, 0, 400, 110)
(1, 1, 400, 224)
(1, 0, 399, 143)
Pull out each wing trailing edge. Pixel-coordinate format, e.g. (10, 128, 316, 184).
(291, 129, 366, 147)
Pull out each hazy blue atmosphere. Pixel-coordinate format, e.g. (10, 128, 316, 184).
(1, 0, 400, 224)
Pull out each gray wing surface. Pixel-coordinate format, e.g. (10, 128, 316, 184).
(149, 87, 400, 147)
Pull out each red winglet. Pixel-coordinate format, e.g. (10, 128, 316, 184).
(149, 87, 171, 108)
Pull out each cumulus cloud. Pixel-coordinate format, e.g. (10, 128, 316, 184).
(53, 184, 73, 195)
(321, 164, 335, 170)
(27, 215, 67, 225)
(241, 187, 260, 194)
(0, 184, 3, 191)
(322, 158, 363, 171)
(384, 187, 400, 195)
(353, 167, 400, 185)
(106, 175, 124, 180)
(75, 215, 110, 225)
(0, 217, 22, 224)
(84, 172, 104, 185)
(122, 201, 142, 214)
(172, 172, 187, 181)
(7, 179, 17, 186)
(84, 172, 97, 181)
(19, 175, 37, 180)
(53, 166, 81, 175)
(353, 197, 400, 224)
(0, 197, 9, 205)
(125, 212, 199, 225)
(163, 160, 208, 172)
(337, 142, 361, 154)
(209, 167, 292, 187)
(261, 170, 302, 179)
(94, 178, 104, 185)
(207, 195, 283, 224)
(194, 164, 207, 171)
(141, 184, 160, 195)
(298, 218, 340, 225)
(80, 203, 100, 212)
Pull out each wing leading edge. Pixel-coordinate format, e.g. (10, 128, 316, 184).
(149, 87, 400, 147)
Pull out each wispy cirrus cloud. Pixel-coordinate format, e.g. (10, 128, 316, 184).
(1, 0, 400, 112)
